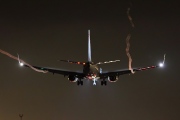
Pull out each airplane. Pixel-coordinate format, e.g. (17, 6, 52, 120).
(19, 30, 165, 86)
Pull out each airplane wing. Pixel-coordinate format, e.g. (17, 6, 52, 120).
(24, 65, 85, 78)
(100, 65, 160, 78)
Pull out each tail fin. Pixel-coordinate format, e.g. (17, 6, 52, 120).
(88, 30, 92, 62)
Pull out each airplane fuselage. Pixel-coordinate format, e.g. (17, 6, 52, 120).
(83, 62, 100, 80)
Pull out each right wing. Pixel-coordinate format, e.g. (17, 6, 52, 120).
(100, 65, 160, 78)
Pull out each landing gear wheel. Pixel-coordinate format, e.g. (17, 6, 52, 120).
(104, 81, 107, 86)
(77, 81, 80, 86)
(77, 80, 83, 86)
(101, 81, 103, 85)
(80, 81, 83, 85)
(101, 81, 107, 86)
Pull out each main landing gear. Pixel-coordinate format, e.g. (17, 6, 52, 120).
(77, 79, 83, 86)
(101, 80, 107, 86)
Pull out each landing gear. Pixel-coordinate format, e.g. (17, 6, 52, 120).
(101, 80, 107, 86)
(77, 80, 83, 86)
(93, 79, 97, 85)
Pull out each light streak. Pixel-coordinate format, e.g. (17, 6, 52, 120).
(0, 49, 48, 73)
(125, 4, 135, 74)
(127, 7, 135, 28)
(125, 34, 135, 74)
(96, 60, 120, 65)
(163, 54, 166, 65)
(159, 54, 166, 67)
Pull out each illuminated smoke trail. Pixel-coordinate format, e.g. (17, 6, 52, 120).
(125, 5, 135, 74)
(0, 49, 48, 73)
(125, 34, 135, 74)
(127, 7, 135, 28)
(163, 54, 166, 65)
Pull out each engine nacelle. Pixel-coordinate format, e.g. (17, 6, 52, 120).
(108, 76, 118, 82)
(68, 75, 78, 82)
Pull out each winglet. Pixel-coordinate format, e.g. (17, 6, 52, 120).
(163, 54, 166, 65)
(159, 54, 166, 67)
(17, 53, 24, 66)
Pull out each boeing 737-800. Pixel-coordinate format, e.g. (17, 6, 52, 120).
(20, 30, 164, 85)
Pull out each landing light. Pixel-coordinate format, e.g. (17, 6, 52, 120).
(19, 62, 24, 66)
(159, 63, 164, 67)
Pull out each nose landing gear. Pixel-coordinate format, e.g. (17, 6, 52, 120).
(101, 80, 107, 86)
(93, 79, 97, 85)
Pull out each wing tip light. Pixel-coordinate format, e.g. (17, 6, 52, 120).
(17, 53, 24, 66)
(159, 54, 166, 68)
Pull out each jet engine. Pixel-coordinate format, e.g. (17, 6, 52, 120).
(108, 76, 118, 82)
(68, 75, 78, 82)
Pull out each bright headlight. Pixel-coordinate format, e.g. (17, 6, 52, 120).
(19, 62, 24, 66)
(159, 63, 164, 67)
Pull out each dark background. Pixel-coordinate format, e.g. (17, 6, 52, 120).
(0, 1, 180, 120)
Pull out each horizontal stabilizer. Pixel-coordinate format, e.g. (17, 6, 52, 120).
(96, 60, 120, 65)
(59, 60, 86, 65)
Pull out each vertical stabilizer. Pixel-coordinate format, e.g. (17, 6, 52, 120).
(88, 30, 92, 62)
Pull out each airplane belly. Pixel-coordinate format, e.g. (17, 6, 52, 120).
(85, 66, 100, 80)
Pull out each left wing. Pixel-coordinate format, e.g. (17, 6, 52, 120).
(100, 65, 160, 78)
(24, 65, 85, 78)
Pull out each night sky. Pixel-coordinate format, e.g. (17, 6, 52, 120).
(0, 1, 180, 120)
